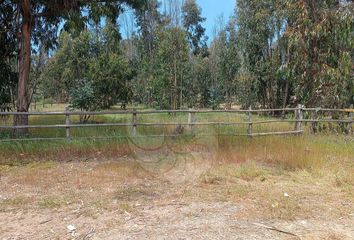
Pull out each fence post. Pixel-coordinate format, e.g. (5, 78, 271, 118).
(65, 106, 71, 140)
(132, 109, 137, 138)
(294, 104, 303, 132)
(311, 108, 319, 134)
(188, 108, 196, 135)
(247, 106, 252, 136)
(350, 104, 353, 135)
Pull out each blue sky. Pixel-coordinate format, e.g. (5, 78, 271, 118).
(196, 0, 235, 39)
(119, 0, 236, 42)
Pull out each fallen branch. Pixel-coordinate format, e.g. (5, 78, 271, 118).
(83, 227, 95, 240)
(154, 203, 188, 207)
(39, 218, 52, 224)
(252, 222, 300, 238)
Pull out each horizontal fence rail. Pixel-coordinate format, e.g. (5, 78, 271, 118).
(0, 119, 353, 130)
(1, 107, 353, 116)
(0, 105, 353, 142)
(1, 108, 353, 116)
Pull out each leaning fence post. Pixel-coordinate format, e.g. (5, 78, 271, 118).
(294, 104, 303, 132)
(294, 106, 298, 131)
(132, 109, 137, 138)
(350, 104, 353, 135)
(188, 108, 196, 135)
(65, 107, 71, 140)
(247, 106, 252, 136)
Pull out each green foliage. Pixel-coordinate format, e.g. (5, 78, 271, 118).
(208, 19, 241, 109)
(0, 64, 16, 111)
(154, 27, 190, 109)
(0, 2, 17, 111)
(187, 56, 212, 108)
(236, 0, 288, 108)
(40, 31, 91, 102)
(0, 55, 17, 111)
(90, 52, 132, 109)
(208, 85, 223, 110)
(135, 0, 162, 56)
(40, 22, 133, 110)
(233, 0, 353, 109)
(69, 79, 95, 112)
(182, 0, 208, 56)
(31, 0, 354, 111)
(4, 0, 143, 68)
(0, 0, 145, 127)
(285, 0, 354, 107)
(129, 1, 163, 106)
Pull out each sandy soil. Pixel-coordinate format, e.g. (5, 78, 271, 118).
(1, 158, 353, 240)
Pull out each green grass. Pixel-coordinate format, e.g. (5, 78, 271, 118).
(1, 196, 32, 207)
(1, 103, 351, 139)
(0, 104, 353, 172)
(0, 111, 296, 140)
(38, 196, 64, 209)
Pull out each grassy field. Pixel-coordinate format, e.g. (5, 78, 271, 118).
(0, 104, 353, 239)
(1, 103, 351, 140)
(1, 105, 295, 139)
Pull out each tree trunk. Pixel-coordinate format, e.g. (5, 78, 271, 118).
(173, 58, 177, 111)
(14, 0, 32, 136)
(281, 80, 289, 118)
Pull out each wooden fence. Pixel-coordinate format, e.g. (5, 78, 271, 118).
(0, 104, 353, 142)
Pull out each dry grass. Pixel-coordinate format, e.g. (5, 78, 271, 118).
(197, 160, 353, 221)
(0, 122, 353, 239)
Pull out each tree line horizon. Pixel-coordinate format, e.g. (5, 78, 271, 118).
(0, 0, 353, 133)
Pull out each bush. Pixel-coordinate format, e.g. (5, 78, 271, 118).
(69, 79, 95, 122)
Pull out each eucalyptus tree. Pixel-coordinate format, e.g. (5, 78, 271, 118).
(0, 1, 17, 111)
(163, 0, 184, 27)
(132, 0, 163, 104)
(220, 19, 240, 109)
(235, 0, 353, 108)
(2, 0, 144, 134)
(181, 0, 209, 108)
(182, 0, 208, 56)
(154, 27, 189, 109)
(237, 0, 274, 108)
(285, 0, 354, 107)
(40, 22, 132, 111)
(135, 0, 162, 57)
(39, 31, 73, 102)
(90, 21, 133, 110)
(208, 16, 241, 109)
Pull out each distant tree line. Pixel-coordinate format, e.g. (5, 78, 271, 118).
(1, 0, 353, 119)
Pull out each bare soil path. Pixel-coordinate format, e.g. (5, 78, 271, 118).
(1, 159, 353, 240)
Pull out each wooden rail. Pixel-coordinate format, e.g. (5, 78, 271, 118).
(0, 106, 353, 142)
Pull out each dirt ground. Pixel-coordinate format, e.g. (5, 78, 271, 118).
(1, 156, 353, 240)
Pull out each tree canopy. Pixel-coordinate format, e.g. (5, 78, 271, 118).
(0, 0, 145, 133)
(1, 0, 353, 121)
